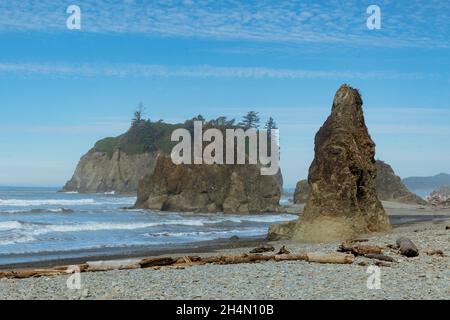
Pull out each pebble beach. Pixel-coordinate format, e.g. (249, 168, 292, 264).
(1, 218, 448, 300)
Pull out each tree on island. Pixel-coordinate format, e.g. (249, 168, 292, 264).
(264, 117, 277, 131)
(240, 111, 260, 129)
(132, 103, 146, 126)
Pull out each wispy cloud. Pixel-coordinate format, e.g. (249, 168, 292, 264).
(0, 0, 449, 48)
(0, 122, 129, 135)
(0, 62, 432, 80)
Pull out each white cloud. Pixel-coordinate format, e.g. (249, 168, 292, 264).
(0, 62, 432, 80)
(0, 122, 129, 135)
(0, 0, 449, 48)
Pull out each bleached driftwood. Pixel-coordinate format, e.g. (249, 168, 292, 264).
(338, 242, 383, 256)
(0, 251, 357, 280)
(305, 252, 355, 264)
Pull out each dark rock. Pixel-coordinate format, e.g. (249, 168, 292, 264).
(396, 237, 419, 257)
(135, 154, 281, 214)
(229, 235, 240, 241)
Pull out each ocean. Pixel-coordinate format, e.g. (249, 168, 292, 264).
(0, 187, 297, 266)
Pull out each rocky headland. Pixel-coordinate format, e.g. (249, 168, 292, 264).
(62, 117, 180, 194)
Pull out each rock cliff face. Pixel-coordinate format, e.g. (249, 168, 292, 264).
(293, 179, 309, 204)
(62, 117, 181, 194)
(375, 161, 427, 205)
(270, 85, 391, 242)
(293, 161, 427, 205)
(62, 150, 157, 194)
(135, 154, 282, 214)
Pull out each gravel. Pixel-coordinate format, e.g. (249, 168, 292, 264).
(0, 220, 448, 300)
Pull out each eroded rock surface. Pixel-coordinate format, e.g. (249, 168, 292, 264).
(135, 154, 282, 214)
(272, 85, 391, 242)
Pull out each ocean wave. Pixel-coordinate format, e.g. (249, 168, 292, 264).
(0, 220, 25, 230)
(0, 199, 96, 207)
(0, 234, 35, 246)
(216, 214, 297, 224)
(41, 220, 207, 233)
(0, 208, 75, 214)
(146, 229, 263, 238)
(0, 219, 207, 236)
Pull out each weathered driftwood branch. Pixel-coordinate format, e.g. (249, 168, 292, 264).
(364, 253, 396, 262)
(305, 252, 355, 264)
(396, 238, 419, 257)
(425, 250, 444, 257)
(338, 242, 383, 256)
(0, 251, 356, 280)
(139, 257, 177, 268)
(249, 245, 275, 253)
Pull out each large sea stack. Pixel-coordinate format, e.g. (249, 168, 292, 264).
(135, 154, 282, 214)
(271, 84, 391, 242)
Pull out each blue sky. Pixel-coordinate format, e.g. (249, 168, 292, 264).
(0, 0, 449, 188)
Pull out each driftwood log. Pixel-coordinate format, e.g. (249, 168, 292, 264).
(249, 245, 275, 253)
(425, 250, 444, 257)
(139, 257, 177, 268)
(306, 252, 355, 264)
(338, 242, 383, 256)
(396, 238, 419, 257)
(364, 253, 396, 262)
(0, 251, 356, 280)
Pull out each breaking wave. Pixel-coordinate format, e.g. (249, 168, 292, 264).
(0, 199, 96, 207)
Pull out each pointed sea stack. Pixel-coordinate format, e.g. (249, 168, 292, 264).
(270, 85, 391, 242)
(295, 84, 391, 241)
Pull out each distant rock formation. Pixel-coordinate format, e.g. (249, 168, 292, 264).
(293, 179, 308, 204)
(427, 186, 450, 208)
(62, 150, 157, 194)
(403, 173, 450, 197)
(135, 154, 282, 214)
(375, 161, 427, 205)
(269, 85, 391, 242)
(293, 161, 427, 205)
